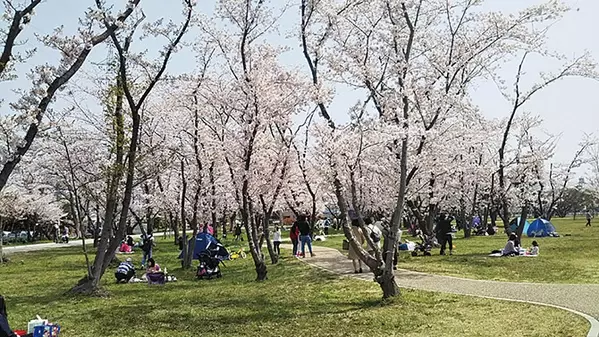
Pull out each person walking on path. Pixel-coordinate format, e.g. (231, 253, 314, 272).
(348, 219, 365, 273)
(436, 213, 454, 256)
(586, 211, 592, 227)
(296, 215, 315, 257)
(290, 222, 300, 256)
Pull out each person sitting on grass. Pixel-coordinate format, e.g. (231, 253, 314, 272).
(527, 241, 539, 256)
(119, 240, 132, 253)
(115, 258, 136, 283)
(0, 295, 18, 337)
(126, 235, 135, 248)
(146, 258, 166, 285)
(501, 233, 519, 256)
(146, 258, 161, 273)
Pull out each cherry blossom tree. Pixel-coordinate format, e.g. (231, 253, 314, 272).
(0, 0, 142, 193)
(497, 50, 597, 235)
(298, 0, 597, 297)
(70, 0, 194, 294)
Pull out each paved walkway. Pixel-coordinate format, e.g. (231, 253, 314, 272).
(1, 233, 160, 255)
(284, 244, 599, 337)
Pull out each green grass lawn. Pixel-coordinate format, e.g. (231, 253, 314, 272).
(315, 217, 599, 284)
(0, 236, 590, 336)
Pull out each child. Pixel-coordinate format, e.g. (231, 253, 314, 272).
(527, 241, 539, 256)
(273, 226, 282, 256)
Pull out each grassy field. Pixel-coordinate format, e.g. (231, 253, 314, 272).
(0, 236, 589, 336)
(315, 217, 599, 284)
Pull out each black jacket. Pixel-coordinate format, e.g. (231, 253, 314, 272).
(436, 217, 453, 236)
(0, 314, 16, 337)
(296, 221, 311, 236)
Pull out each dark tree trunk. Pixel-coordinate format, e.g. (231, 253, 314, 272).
(180, 160, 191, 269)
(516, 204, 529, 239)
(0, 217, 4, 263)
(482, 206, 489, 232)
(93, 204, 100, 248)
(220, 213, 227, 238)
(255, 260, 268, 281)
(169, 212, 178, 245)
(377, 271, 400, 299)
(229, 212, 236, 232)
(209, 161, 218, 238)
(262, 216, 278, 264)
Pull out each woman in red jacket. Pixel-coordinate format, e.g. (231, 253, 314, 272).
(289, 222, 300, 256)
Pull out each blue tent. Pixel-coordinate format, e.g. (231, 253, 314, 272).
(178, 232, 229, 260)
(527, 218, 556, 237)
(509, 217, 530, 233)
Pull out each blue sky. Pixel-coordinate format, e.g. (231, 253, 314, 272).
(2, 0, 598, 166)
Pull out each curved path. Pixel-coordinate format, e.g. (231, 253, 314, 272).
(285, 244, 599, 337)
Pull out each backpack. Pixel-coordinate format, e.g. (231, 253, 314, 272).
(370, 228, 381, 243)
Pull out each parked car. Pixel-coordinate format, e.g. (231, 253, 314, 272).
(1, 231, 10, 244)
(6, 231, 30, 243)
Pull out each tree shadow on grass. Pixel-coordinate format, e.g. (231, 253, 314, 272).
(76, 294, 384, 335)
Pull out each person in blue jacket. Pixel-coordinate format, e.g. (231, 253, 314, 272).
(0, 295, 18, 337)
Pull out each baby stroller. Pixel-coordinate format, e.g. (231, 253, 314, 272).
(411, 233, 434, 257)
(196, 251, 223, 280)
(190, 232, 230, 280)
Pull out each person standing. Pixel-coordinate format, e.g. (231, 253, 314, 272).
(365, 217, 382, 251)
(53, 223, 60, 244)
(323, 218, 330, 236)
(273, 226, 282, 255)
(348, 219, 365, 273)
(234, 224, 243, 241)
(141, 234, 154, 268)
(289, 221, 300, 256)
(586, 211, 592, 227)
(297, 215, 314, 257)
(0, 296, 17, 337)
(436, 213, 454, 256)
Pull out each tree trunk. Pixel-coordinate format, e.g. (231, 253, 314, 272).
(516, 204, 529, 239)
(209, 161, 218, 238)
(377, 271, 400, 299)
(426, 203, 436, 236)
(180, 160, 191, 269)
(169, 212, 178, 245)
(220, 213, 227, 238)
(185, 185, 201, 269)
(243, 197, 267, 281)
(229, 212, 236, 232)
(263, 217, 278, 264)
(81, 72, 126, 292)
(255, 260, 268, 281)
(0, 217, 4, 263)
(93, 204, 100, 248)
(482, 206, 489, 232)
